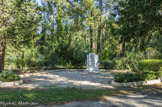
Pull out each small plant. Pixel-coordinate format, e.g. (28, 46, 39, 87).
(0, 71, 20, 82)
(114, 72, 143, 83)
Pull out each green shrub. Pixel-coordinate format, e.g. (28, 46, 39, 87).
(140, 71, 157, 80)
(114, 72, 143, 83)
(15, 59, 26, 69)
(145, 48, 161, 59)
(100, 60, 116, 69)
(155, 71, 162, 78)
(115, 53, 141, 71)
(160, 67, 162, 71)
(0, 71, 20, 82)
(139, 59, 162, 71)
(115, 58, 130, 70)
(26, 59, 39, 69)
(139, 70, 162, 80)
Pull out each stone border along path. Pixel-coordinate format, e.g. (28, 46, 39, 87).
(17, 70, 114, 89)
(0, 80, 23, 87)
(112, 79, 162, 87)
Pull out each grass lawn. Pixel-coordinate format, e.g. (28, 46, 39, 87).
(1, 85, 161, 106)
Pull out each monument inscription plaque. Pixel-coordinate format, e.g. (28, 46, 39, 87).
(84, 53, 100, 73)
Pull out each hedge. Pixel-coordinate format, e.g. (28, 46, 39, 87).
(100, 60, 116, 69)
(114, 71, 162, 83)
(139, 59, 162, 71)
(114, 72, 143, 83)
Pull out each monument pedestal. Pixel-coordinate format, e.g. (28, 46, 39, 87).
(84, 53, 100, 73)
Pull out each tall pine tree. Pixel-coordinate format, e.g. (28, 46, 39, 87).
(0, 0, 40, 72)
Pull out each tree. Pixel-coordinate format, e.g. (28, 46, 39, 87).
(0, 0, 40, 72)
(114, 0, 162, 57)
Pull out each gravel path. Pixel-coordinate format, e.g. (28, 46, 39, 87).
(18, 70, 114, 89)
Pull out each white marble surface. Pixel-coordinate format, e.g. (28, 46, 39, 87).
(84, 53, 100, 73)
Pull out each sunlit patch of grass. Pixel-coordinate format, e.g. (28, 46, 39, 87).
(118, 90, 131, 94)
(24, 93, 36, 98)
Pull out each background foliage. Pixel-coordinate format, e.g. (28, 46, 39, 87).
(0, 0, 161, 71)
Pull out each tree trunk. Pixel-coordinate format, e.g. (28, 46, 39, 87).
(90, 11, 93, 52)
(0, 38, 6, 72)
(106, 0, 109, 18)
(121, 40, 125, 57)
(0, 1, 7, 72)
(90, 25, 93, 52)
(97, 26, 101, 54)
(101, 23, 106, 50)
(50, 2, 55, 38)
(97, 0, 102, 54)
(101, 0, 108, 50)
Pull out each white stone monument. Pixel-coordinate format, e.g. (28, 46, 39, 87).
(84, 53, 100, 73)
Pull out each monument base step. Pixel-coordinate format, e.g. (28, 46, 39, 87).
(84, 70, 100, 73)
